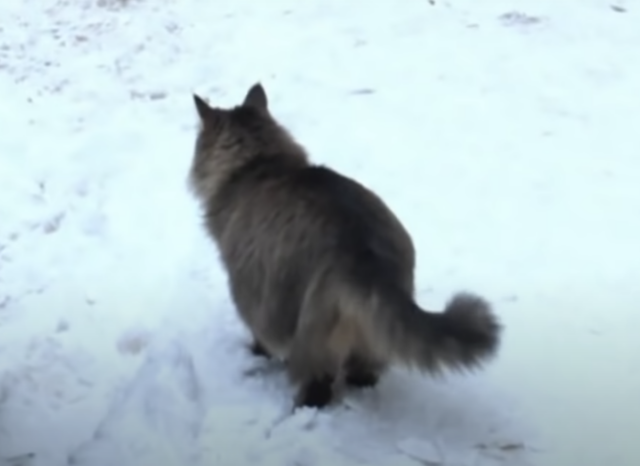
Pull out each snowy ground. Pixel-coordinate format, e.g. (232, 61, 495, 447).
(1, 0, 639, 465)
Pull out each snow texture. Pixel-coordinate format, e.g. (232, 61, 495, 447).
(1, 0, 639, 465)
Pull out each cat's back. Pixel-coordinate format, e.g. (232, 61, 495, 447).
(208, 156, 413, 273)
(213, 156, 396, 231)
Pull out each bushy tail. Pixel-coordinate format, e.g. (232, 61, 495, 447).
(364, 287, 502, 374)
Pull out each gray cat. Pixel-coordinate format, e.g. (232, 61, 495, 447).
(188, 83, 502, 408)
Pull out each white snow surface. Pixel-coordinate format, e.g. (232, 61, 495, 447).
(1, 0, 639, 465)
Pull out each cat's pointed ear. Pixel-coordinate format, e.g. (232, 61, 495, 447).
(193, 94, 215, 122)
(242, 83, 268, 110)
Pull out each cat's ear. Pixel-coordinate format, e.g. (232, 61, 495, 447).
(242, 83, 268, 110)
(193, 94, 216, 122)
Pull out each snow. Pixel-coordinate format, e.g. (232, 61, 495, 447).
(1, 0, 639, 465)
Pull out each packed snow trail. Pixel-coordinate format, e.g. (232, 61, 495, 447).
(1, 0, 639, 465)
